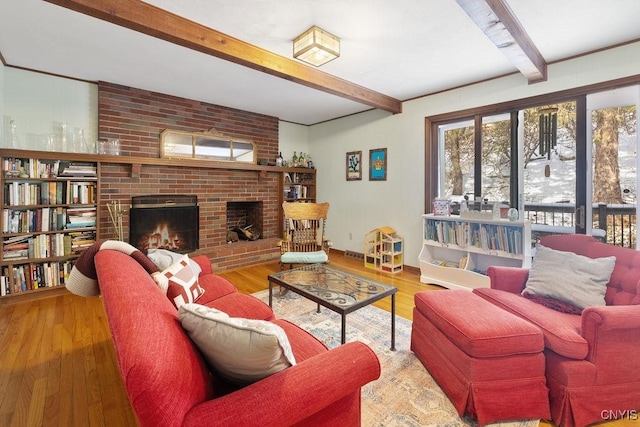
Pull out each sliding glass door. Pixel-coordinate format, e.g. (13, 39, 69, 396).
(434, 84, 639, 248)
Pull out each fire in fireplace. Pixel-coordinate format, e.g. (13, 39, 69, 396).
(129, 195, 199, 253)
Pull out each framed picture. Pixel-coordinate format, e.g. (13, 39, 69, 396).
(369, 148, 387, 181)
(346, 151, 362, 181)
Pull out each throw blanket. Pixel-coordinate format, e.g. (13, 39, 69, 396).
(66, 240, 159, 297)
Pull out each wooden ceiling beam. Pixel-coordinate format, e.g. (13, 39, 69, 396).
(456, 0, 547, 83)
(43, 0, 402, 114)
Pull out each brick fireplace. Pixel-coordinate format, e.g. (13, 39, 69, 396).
(97, 82, 282, 271)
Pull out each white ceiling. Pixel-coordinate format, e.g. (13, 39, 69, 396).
(1, 0, 640, 125)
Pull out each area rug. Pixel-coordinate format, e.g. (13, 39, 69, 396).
(253, 290, 539, 427)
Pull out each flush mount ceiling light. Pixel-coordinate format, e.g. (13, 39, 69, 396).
(293, 26, 340, 67)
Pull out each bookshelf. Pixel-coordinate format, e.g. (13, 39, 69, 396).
(1, 150, 98, 299)
(277, 168, 317, 237)
(419, 214, 531, 290)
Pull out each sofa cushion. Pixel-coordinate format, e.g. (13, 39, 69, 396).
(474, 288, 588, 360)
(153, 254, 205, 308)
(522, 244, 615, 310)
(414, 290, 543, 358)
(206, 292, 276, 321)
(179, 304, 296, 384)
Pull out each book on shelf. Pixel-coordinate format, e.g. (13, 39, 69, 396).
(57, 162, 97, 177)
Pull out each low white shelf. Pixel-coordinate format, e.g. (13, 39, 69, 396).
(418, 214, 532, 291)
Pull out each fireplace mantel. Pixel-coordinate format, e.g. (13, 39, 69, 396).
(0, 149, 316, 178)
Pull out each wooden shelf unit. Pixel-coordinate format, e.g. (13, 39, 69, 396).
(277, 169, 317, 237)
(1, 150, 99, 299)
(418, 214, 531, 290)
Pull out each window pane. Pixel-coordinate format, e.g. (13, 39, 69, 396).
(439, 120, 474, 200)
(522, 102, 577, 233)
(591, 104, 637, 247)
(481, 113, 511, 203)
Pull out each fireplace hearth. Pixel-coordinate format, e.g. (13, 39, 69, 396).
(129, 195, 199, 253)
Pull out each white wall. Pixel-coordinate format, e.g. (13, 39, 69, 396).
(0, 61, 5, 144)
(301, 41, 640, 268)
(278, 121, 310, 165)
(2, 68, 98, 150)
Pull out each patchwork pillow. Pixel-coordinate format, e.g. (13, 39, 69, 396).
(152, 254, 205, 308)
(147, 248, 202, 277)
(179, 303, 296, 384)
(522, 244, 616, 310)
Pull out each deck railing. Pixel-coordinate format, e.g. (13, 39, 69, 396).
(523, 202, 637, 248)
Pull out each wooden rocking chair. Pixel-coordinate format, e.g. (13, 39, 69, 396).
(280, 202, 330, 270)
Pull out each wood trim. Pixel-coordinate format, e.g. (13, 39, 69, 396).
(427, 73, 640, 124)
(0, 148, 316, 174)
(43, 0, 402, 115)
(456, 0, 547, 83)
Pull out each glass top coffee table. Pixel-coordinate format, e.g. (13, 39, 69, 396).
(268, 263, 397, 350)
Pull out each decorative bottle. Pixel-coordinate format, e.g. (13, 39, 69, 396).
(276, 152, 283, 167)
(292, 151, 298, 167)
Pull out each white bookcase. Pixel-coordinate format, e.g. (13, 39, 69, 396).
(418, 214, 532, 291)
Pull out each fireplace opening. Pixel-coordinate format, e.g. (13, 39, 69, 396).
(129, 195, 199, 253)
(227, 201, 263, 241)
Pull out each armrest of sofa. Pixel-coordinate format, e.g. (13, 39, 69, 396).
(183, 341, 381, 427)
(580, 305, 640, 384)
(191, 254, 213, 275)
(486, 266, 529, 294)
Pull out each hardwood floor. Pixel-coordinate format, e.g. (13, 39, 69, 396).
(0, 252, 633, 426)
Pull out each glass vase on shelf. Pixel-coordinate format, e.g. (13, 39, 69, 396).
(75, 128, 92, 153)
(9, 120, 20, 149)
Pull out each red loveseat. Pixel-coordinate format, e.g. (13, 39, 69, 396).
(477, 234, 640, 427)
(93, 249, 381, 427)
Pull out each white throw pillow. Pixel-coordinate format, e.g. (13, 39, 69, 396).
(147, 248, 202, 276)
(522, 244, 616, 309)
(179, 304, 296, 384)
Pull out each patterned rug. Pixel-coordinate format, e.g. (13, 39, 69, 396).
(253, 289, 539, 427)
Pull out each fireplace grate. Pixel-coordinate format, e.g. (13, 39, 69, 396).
(129, 195, 199, 253)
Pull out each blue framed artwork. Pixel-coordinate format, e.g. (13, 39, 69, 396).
(369, 148, 387, 181)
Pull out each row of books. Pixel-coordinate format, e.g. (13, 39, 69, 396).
(470, 224, 524, 255)
(425, 220, 525, 255)
(69, 231, 96, 253)
(57, 162, 97, 177)
(3, 231, 96, 261)
(2, 206, 96, 233)
(4, 233, 71, 260)
(3, 158, 60, 178)
(5, 181, 96, 206)
(424, 219, 470, 247)
(285, 184, 310, 199)
(3, 158, 96, 179)
(0, 261, 73, 295)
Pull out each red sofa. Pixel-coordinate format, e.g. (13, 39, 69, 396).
(477, 234, 640, 427)
(93, 249, 381, 427)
